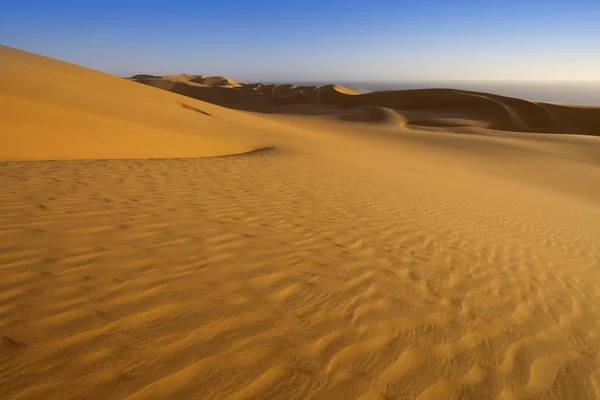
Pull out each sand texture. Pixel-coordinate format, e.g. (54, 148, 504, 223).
(2, 45, 600, 399)
(0, 46, 274, 160)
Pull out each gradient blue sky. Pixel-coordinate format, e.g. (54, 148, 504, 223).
(1, 0, 599, 82)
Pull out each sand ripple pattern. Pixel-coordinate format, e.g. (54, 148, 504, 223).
(1, 150, 600, 399)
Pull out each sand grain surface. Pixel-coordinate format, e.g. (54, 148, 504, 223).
(2, 46, 600, 399)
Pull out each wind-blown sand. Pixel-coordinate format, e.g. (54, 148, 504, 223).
(0, 46, 273, 160)
(2, 45, 600, 399)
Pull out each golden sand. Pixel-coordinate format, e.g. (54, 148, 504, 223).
(2, 45, 600, 399)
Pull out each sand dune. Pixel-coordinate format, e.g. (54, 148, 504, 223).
(341, 106, 407, 126)
(134, 75, 600, 136)
(2, 45, 600, 400)
(316, 85, 600, 135)
(0, 45, 277, 160)
(189, 75, 240, 87)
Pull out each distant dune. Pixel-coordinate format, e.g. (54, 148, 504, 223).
(195, 76, 239, 87)
(2, 45, 600, 400)
(131, 74, 600, 136)
(340, 105, 407, 126)
(128, 73, 163, 80)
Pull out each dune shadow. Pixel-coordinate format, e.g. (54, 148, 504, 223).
(180, 102, 211, 116)
(205, 146, 278, 159)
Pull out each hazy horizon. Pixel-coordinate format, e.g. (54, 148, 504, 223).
(2, 0, 599, 82)
(281, 80, 600, 106)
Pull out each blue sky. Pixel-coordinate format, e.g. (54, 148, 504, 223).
(1, 0, 599, 82)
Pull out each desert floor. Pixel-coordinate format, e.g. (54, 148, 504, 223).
(2, 45, 600, 399)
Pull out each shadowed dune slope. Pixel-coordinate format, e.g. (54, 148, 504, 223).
(316, 85, 600, 135)
(128, 74, 163, 80)
(0, 46, 273, 160)
(134, 75, 600, 136)
(341, 106, 407, 126)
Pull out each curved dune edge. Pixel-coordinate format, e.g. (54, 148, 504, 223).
(340, 105, 407, 126)
(197, 146, 278, 159)
(406, 117, 493, 129)
(134, 75, 600, 136)
(0, 45, 270, 161)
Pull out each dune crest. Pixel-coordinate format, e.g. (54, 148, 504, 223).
(0, 45, 274, 160)
(189, 75, 240, 87)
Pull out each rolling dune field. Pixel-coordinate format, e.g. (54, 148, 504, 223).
(2, 45, 600, 399)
